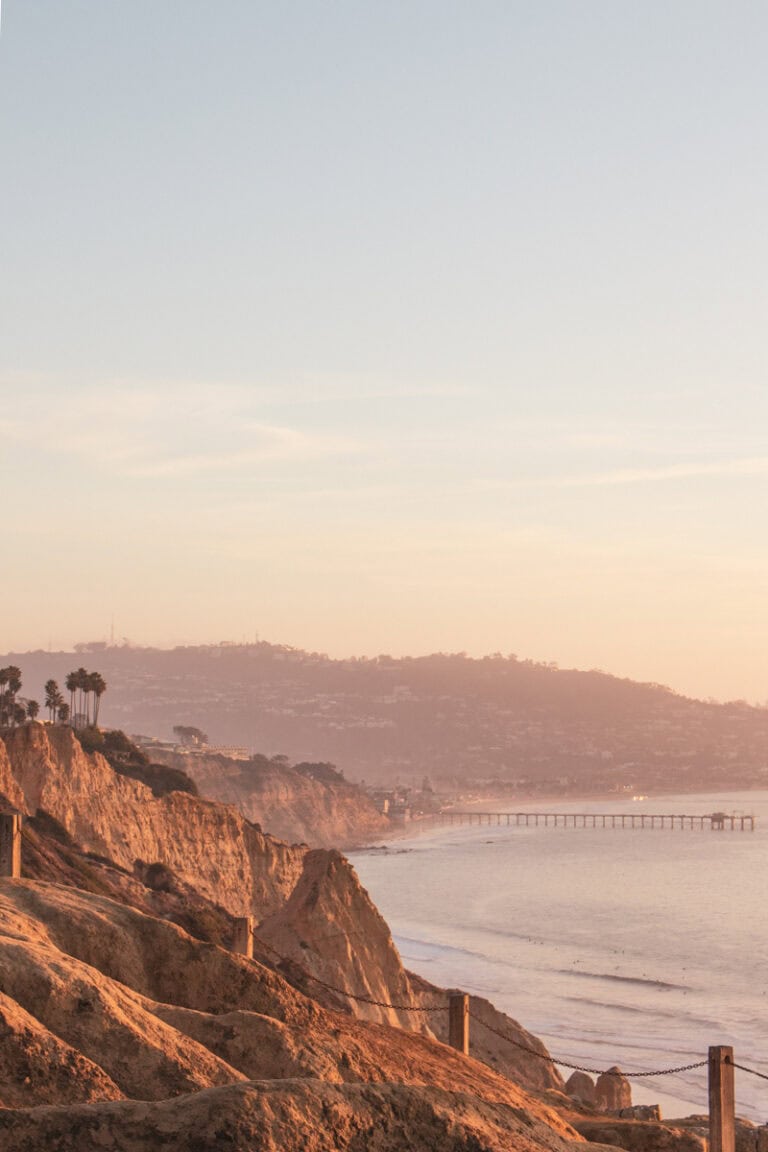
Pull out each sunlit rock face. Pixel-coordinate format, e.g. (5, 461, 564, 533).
(594, 1067, 632, 1112)
(258, 847, 430, 1033)
(2, 723, 305, 917)
(1, 725, 423, 1017)
(0, 879, 583, 1152)
(155, 748, 390, 849)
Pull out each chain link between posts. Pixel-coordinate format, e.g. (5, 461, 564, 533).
(733, 1062, 768, 1083)
(244, 924, 767, 1082)
(249, 926, 445, 1012)
(468, 1008, 708, 1078)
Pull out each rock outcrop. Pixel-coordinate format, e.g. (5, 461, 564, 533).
(258, 848, 428, 1033)
(566, 1071, 597, 1106)
(669, 1116, 768, 1152)
(573, 1117, 705, 1152)
(595, 1067, 632, 1112)
(0, 989, 123, 1107)
(2, 724, 305, 917)
(0, 1080, 580, 1152)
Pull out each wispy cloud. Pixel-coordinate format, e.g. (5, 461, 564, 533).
(0, 381, 366, 478)
(126, 424, 363, 477)
(551, 457, 768, 488)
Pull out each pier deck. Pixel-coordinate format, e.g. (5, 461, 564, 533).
(428, 811, 755, 831)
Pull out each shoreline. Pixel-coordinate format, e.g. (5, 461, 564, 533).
(349, 789, 768, 1125)
(350, 786, 762, 851)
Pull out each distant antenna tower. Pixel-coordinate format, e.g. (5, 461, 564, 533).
(110, 616, 115, 646)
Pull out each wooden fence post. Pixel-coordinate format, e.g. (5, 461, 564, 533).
(233, 916, 254, 958)
(448, 993, 469, 1056)
(0, 814, 21, 879)
(709, 1046, 735, 1152)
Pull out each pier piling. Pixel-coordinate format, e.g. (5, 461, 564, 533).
(430, 811, 753, 832)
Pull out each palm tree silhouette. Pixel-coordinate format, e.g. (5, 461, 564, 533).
(0, 668, 8, 727)
(75, 667, 89, 727)
(89, 672, 107, 726)
(44, 680, 61, 723)
(6, 667, 21, 726)
(65, 671, 78, 723)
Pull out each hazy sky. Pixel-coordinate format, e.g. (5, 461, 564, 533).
(2, 2, 768, 701)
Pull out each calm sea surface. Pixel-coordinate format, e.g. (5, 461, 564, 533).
(349, 791, 768, 1122)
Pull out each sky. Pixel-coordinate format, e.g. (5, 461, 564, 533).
(1, 2, 768, 701)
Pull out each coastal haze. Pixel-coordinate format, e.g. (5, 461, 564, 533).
(1, 3, 767, 1151)
(5, 640, 768, 792)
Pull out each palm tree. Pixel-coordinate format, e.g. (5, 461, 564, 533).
(65, 671, 78, 722)
(44, 679, 61, 723)
(57, 702, 70, 724)
(6, 667, 21, 727)
(90, 672, 107, 726)
(74, 667, 89, 728)
(26, 700, 40, 721)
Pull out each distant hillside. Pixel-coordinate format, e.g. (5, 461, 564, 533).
(7, 642, 768, 791)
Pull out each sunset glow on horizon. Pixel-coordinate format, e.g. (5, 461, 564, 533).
(2, 3, 768, 703)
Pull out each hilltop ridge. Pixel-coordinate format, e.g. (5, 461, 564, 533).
(8, 642, 768, 792)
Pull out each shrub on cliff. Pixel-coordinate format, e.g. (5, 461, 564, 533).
(76, 725, 106, 755)
(142, 861, 175, 892)
(115, 761, 200, 799)
(295, 761, 345, 784)
(75, 727, 198, 798)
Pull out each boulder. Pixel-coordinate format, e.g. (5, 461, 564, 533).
(618, 1106, 661, 1122)
(565, 1071, 596, 1106)
(595, 1067, 631, 1111)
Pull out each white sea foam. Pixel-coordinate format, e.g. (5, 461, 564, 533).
(350, 790, 768, 1123)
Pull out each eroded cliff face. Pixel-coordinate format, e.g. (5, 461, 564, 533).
(0, 726, 432, 1031)
(258, 849, 430, 1033)
(0, 724, 573, 1109)
(155, 750, 389, 848)
(0, 880, 583, 1152)
(0, 737, 25, 811)
(2, 725, 304, 918)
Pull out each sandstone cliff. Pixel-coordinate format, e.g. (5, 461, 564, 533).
(2, 724, 304, 918)
(154, 749, 390, 848)
(0, 728, 708, 1152)
(258, 848, 430, 1033)
(0, 724, 627, 1133)
(0, 727, 438, 1041)
(0, 879, 582, 1152)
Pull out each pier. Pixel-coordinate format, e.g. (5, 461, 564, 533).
(428, 810, 755, 831)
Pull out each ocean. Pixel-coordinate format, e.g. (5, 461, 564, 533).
(349, 791, 768, 1123)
